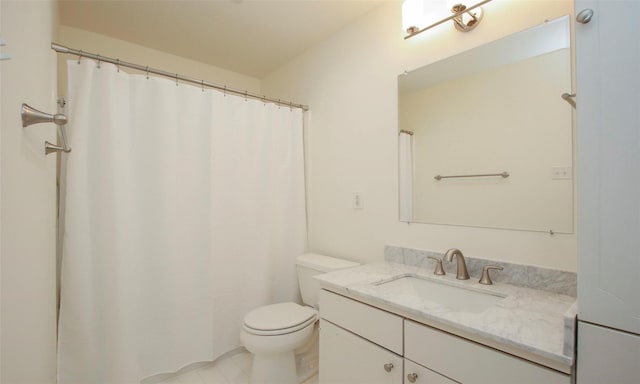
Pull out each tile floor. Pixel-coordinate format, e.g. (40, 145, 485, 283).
(153, 349, 318, 384)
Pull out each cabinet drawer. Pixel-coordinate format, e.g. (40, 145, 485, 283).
(405, 320, 570, 384)
(320, 290, 403, 354)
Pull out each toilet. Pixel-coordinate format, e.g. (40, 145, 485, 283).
(240, 253, 359, 384)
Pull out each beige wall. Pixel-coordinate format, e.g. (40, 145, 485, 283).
(1, 1, 58, 382)
(57, 26, 261, 98)
(263, 0, 577, 271)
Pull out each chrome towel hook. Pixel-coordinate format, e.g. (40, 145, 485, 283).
(21, 103, 72, 155)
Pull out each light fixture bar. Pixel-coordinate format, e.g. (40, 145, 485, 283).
(404, 0, 493, 39)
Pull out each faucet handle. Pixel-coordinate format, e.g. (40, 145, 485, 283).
(479, 265, 504, 285)
(427, 256, 445, 276)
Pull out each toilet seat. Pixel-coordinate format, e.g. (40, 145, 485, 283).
(243, 302, 317, 336)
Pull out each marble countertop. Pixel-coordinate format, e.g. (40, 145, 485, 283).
(315, 262, 577, 371)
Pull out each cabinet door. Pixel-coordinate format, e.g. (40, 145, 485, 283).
(575, 0, 640, 334)
(404, 360, 458, 384)
(577, 322, 640, 384)
(319, 320, 403, 384)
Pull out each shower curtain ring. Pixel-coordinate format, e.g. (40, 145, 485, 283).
(201, 80, 204, 92)
(96, 54, 101, 69)
(262, 95, 266, 106)
(145, 66, 149, 79)
(175, 73, 179, 86)
(77, 50, 82, 64)
(244, 90, 248, 102)
(278, 99, 281, 109)
(289, 101, 293, 111)
(116, 58, 120, 72)
(223, 86, 227, 97)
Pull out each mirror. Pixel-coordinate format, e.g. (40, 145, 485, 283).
(398, 16, 573, 233)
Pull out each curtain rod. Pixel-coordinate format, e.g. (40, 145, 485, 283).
(51, 42, 309, 112)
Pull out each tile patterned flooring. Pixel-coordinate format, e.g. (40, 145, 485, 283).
(153, 350, 318, 384)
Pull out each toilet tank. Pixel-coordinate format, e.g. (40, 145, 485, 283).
(296, 253, 359, 308)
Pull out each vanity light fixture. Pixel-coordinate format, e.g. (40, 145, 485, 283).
(402, 0, 492, 39)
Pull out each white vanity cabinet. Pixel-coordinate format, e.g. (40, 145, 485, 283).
(319, 290, 571, 384)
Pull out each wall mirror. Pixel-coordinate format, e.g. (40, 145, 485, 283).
(398, 16, 573, 233)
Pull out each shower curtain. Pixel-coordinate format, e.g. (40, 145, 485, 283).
(57, 59, 306, 383)
(398, 131, 413, 222)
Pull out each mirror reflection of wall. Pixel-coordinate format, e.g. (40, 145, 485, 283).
(398, 16, 573, 233)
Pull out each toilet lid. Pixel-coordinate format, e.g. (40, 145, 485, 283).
(243, 302, 317, 332)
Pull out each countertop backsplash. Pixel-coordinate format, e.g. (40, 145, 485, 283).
(384, 245, 577, 297)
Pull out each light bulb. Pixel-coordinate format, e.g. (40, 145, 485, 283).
(403, 0, 452, 35)
(423, 1, 450, 26)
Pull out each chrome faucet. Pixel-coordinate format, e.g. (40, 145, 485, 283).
(444, 248, 470, 280)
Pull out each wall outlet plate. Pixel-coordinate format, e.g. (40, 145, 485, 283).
(353, 192, 363, 209)
(551, 166, 572, 180)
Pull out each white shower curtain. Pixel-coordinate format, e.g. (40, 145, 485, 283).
(398, 131, 413, 222)
(57, 59, 306, 383)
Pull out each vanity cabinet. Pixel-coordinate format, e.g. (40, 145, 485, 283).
(319, 290, 570, 384)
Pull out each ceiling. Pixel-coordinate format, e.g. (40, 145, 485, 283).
(58, 0, 389, 79)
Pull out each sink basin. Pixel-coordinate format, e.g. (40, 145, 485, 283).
(375, 275, 505, 313)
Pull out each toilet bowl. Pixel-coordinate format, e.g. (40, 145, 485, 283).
(241, 302, 317, 384)
(240, 253, 359, 384)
